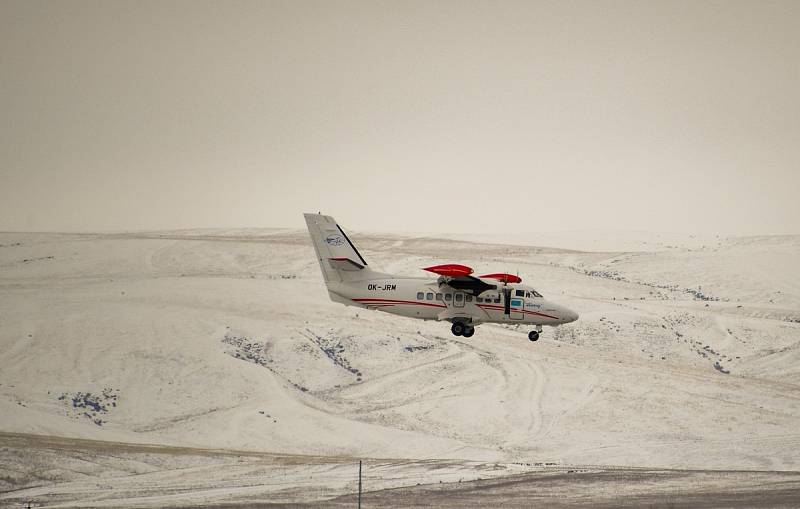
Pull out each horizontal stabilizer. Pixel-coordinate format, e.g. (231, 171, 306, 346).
(328, 257, 365, 271)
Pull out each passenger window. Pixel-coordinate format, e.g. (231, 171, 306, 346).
(455, 293, 463, 302)
(417, 292, 424, 300)
(515, 290, 524, 297)
(465, 295, 472, 302)
(445, 294, 452, 301)
(436, 293, 443, 301)
(476, 297, 483, 303)
(426, 292, 433, 300)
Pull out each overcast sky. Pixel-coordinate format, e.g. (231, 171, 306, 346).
(1, 0, 798, 235)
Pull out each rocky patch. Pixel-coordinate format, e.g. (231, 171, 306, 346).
(566, 265, 724, 301)
(222, 332, 272, 367)
(221, 330, 309, 392)
(300, 329, 362, 382)
(57, 388, 119, 426)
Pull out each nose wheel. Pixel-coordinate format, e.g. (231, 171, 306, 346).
(528, 330, 540, 342)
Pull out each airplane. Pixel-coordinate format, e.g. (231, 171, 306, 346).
(304, 213, 579, 341)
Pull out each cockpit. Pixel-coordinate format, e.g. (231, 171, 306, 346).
(515, 288, 543, 298)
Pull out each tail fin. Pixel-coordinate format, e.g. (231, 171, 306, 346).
(303, 213, 376, 283)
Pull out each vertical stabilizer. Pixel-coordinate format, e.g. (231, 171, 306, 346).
(303, 213, 375, 283)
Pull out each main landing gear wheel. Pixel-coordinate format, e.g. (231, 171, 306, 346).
(462, 326, 475, 338)
(451, 323, 465, 336)
(528, 331, 540, 342)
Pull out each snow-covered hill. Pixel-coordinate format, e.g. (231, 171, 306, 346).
(1, 228, 799, 502)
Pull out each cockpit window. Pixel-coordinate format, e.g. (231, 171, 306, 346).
(532, 290, 543, 298)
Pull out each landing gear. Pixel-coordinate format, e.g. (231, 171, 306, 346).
(451, 322, 474, 337)
(528, 325, 542, 342)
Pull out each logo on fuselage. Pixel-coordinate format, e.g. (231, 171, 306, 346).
(325, 235, 345, 246)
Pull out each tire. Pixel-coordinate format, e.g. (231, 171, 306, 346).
(451, 323, 465, 336)
(528, 331, 540, 342)
(462, 327, 475, 338)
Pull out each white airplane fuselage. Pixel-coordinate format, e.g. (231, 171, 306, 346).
(326, 278, 577, 327)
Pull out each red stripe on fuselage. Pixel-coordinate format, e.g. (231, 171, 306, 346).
(352, 298, 446, 309)
(353, 299, 559, 319)
(476, 304, 560, 320)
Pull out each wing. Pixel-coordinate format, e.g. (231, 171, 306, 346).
(442, 274, 497, 295)
(422, 264, 497, 295)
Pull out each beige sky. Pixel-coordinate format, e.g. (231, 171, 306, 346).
(1, 0, 798, 235)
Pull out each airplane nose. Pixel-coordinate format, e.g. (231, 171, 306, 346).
(564, 309, 579, 323)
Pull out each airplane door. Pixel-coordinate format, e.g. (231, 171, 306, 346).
(510, 298, 524, 320)
(453, 291, 465, 308)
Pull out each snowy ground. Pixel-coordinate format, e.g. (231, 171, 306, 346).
(1, 228, 799, 507)
(3, 433, 800, 509)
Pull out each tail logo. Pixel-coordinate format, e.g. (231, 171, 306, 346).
(325, 234, 345, 246)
